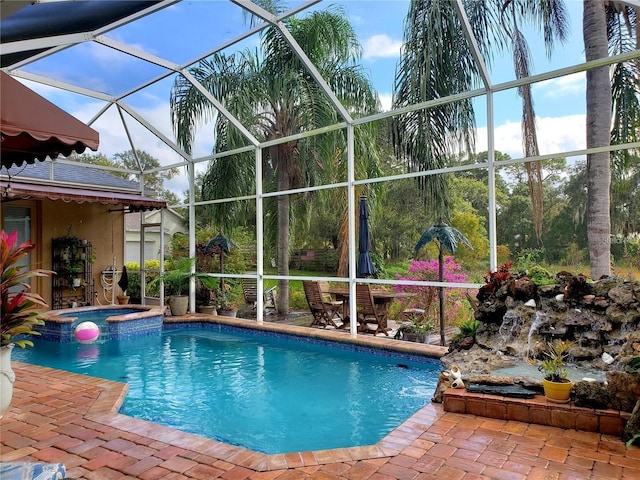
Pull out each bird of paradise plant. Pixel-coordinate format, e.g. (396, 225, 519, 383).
(1, 230, 54, 348)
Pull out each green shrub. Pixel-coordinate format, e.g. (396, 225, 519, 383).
(453, 318, 481, 340)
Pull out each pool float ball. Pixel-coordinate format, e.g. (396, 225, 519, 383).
(74, 321, 100, 344)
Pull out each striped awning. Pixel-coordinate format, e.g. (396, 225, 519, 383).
(0, 71, 99, 169)
(1, 181, 166, 212)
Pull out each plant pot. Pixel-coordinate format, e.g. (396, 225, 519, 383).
(117, 295, 130, 305)
(72, 278, 82, 288)
(196, 305, 217, 315)
(543, 378, 573, 403)
(402, 331, 427, 343)
(1, 344, 15, 416)
(168, 295, 189, 316)
(218, 308, 237, 318)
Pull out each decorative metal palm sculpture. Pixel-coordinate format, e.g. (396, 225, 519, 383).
(205, 233, 236, 289)
(414, 220, 472, 346)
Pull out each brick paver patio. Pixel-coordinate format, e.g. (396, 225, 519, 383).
(2, 317, 639, 479)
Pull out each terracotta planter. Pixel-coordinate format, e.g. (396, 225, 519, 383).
(543, 378, 573, 403)
(168, 295, 189, 316)
(117, 295, 130, 305)
(1, 344, 15, 416)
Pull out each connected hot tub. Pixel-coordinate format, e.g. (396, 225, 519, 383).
(38, 305, 166, 342)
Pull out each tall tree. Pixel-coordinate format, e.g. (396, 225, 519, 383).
(584, 1, 612, 279)
(393, 0, 567, 235)
(608, 5, 640, 241)
(74, 152, 126, 176)
(170, 3, 379, 313)
(499, 0, 568, 244)
(114, 149, 179, 203)
(76, 150, 180, 203)
(392, 0, 478, 221)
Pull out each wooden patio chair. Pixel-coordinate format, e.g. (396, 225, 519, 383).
(317, 281, 344, 310)
(355, 283, 389, 336)
(303, 280, 343, 329)
(241, 278, 277, 312)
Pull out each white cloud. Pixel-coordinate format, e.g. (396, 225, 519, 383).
(533, 72, 585, 98)
(476, 114, 586, 159)
(378, 93, 392, 111)
(362, 34, 402, 60)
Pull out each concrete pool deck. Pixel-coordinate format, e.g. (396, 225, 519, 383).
(2, 316, 639, 479)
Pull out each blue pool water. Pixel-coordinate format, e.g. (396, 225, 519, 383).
(14, 324, 440, 454)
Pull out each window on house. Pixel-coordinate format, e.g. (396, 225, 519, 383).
(2, 206, 32, 284)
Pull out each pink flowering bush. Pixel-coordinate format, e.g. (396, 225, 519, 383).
(395, 258, 472, 326)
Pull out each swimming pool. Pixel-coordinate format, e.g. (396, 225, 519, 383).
(14, 321, 440, 454)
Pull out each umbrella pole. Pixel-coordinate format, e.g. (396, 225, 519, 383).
(438, 243, 445, 346)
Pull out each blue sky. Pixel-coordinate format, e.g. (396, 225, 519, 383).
(19, 0, 589, 195)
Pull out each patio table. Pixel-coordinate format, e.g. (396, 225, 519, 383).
(327, 287, 414, 330)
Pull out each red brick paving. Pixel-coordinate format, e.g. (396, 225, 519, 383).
(2, 362, 639, 479)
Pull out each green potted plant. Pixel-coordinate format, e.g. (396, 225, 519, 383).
(1, 230, 53, 415)
(196, 281, 216, 315)
(214, 284, 240, 317)
(394, 312, 435, 343)
(149, 257, 217, 316)
(538, 339, 574, 403)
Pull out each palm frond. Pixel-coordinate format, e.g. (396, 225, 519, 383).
(414, 223, 472, 255)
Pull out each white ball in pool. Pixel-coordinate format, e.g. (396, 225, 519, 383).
(74, 321, 100, 344)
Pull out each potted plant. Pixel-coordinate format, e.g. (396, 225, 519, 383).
(1, 230, 53, 415)
(538, 339, 574, 403)
(215, 284, 239, 317)
(149, 257, 217, 316)
(117, 291, 130, 305)
(196, 281, 216, 315)
(394, 312, 435, 343)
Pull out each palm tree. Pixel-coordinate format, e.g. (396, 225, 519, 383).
(499, 1, 568, 245)
(170, 3, 379, 313)
(606, 2, 640, 266)
(414, 221, 472, 346)
(392, 0, 567, 244)
(392, 0, 477, 221)
(583, 1, 612, 280)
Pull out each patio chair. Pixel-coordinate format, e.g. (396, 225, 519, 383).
(241, 278, 277, 312)
(355, 283, 389, 336)
(303, 280, 343, 329)
(317, 280, 344, 310)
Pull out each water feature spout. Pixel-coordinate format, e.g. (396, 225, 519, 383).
(527, 311, 548, 359)
(499, 310, 526, 344)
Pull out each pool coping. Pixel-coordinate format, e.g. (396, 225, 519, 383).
(42, 305, 166, 324)
(12, 314, 448, 471)
(165, 313, 449, 359)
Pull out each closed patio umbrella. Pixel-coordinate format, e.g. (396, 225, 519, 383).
(357, 196, 376, 278)
(117, 265, 129, 294)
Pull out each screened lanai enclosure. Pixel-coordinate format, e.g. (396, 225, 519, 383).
(2, 0, 639, 334)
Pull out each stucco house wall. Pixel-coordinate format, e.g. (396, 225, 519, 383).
(2, 197, 125, 308)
